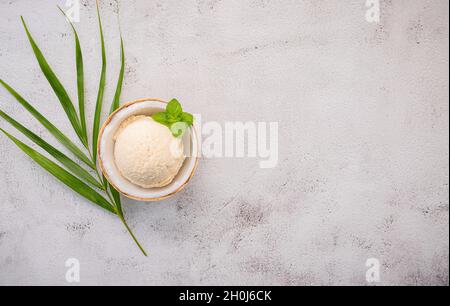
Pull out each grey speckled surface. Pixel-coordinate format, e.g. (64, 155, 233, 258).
(0, 0, 448, 286)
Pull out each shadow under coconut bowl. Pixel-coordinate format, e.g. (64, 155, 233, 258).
(98, 98, 199, 201)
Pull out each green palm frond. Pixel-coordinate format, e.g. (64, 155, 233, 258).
(21, 17, 87, 149)
(0, 4, 147, 256)
(92, 2, 107, 164)
(0, 109, 102, 189)
(111, 37, 125, 114)
(58, 6, 88, 147)
(0, 128, 115, 214)
(0, 79, 95, 169)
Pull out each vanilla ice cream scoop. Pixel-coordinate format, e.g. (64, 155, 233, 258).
(113, 115, 185, 188)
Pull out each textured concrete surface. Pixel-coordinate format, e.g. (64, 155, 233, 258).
(0, 0, 448, 286)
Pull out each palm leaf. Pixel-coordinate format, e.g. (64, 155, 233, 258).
(1, 7, 147, 256)
(110, 37, 125, 114)
(92, 2, 107, 164)
(0, 128, 115, 214)
(0, 109, 102, 189)
(58, 6, 88, 146)
(20, 17, 87, 148)
(109, 185, 123, 216)
(108, 36, 126, 215)
(103, 28, 147, 256)
(0, 79, 95, 170)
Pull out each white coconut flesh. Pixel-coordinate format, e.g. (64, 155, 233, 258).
(99, 100, 198, 200)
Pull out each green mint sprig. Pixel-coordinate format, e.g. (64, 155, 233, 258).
(152, 99, 194, 137)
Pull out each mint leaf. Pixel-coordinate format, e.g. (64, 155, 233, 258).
(152, 99, 193, 137)
(170, 122, 188, 138)
(181, 112, 194, 126)
(166, 99, 182, 117)
(152, 112, 169, 126)
(167, 113, 180, 124)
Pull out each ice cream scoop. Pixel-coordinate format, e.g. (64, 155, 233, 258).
(113, 115, 185, 188)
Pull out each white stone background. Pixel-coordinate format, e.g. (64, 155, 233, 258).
(0, 0, 448, 286)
